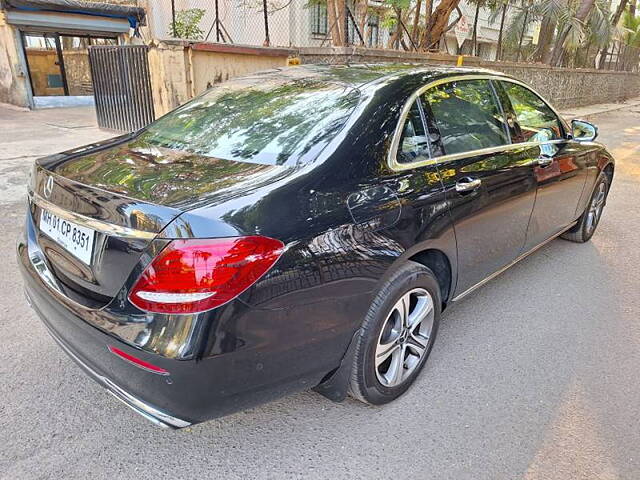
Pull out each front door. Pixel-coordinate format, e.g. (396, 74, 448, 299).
(496, 81, 589, 250)
(421, 78, 538, 295)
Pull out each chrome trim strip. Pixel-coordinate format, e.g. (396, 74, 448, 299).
(31, 192, 157, 240)
(387, 74, 568, 172)
(451, 222, 577, 302)
(43, 323, 192, 429)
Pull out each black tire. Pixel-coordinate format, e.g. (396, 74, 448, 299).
(349, 261, 441, 405)
(561, 173, 610, 243)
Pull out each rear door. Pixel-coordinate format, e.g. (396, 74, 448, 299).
(421, 78, 538, 295)
(496, 80, 589, 250)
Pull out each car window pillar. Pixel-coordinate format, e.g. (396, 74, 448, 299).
(491, 80, 524, 144)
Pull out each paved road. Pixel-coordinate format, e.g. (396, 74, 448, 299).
(1, 106, 640, 480)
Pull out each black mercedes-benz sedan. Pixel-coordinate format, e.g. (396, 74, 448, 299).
(18, 64, 614, 428)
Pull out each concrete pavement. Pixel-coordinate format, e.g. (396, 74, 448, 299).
(1, 103, 640, 479)
(0, 106, 115, 205)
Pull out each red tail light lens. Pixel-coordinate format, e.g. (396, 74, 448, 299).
(129, 236, 284, 314)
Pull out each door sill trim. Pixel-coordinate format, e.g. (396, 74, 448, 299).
(451, 222, 577, 302)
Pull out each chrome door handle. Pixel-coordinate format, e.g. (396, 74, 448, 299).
(455, 177, 482, 193)
(536, 154, 553, 167)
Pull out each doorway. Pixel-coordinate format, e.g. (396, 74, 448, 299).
(21, 32, 117, 107)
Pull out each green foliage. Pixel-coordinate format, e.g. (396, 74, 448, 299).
(169, 8, 206, 40)
(502, 3, 532, 48)
(585, 0, 614, 49)
(622, 7, 640, 46)
(382, 0, 412, 10)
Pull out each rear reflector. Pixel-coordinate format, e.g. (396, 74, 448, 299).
(108, 345, 170, 376)
(129, 236, 284, 314)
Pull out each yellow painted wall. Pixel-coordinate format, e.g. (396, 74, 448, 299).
(148, 40, 292, 117)
(147, 41, 191, 118)
(191, 50, 289, 95)
(0, 13, 29, 106)
(24, 50, 64, 96)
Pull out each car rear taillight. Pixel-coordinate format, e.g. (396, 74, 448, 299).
(129, 236, 284, 314)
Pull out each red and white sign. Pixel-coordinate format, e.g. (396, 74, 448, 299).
(454, 16, 471, 48)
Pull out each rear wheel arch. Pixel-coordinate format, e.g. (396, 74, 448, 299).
(314, 247, 454, 402)
(408, 249, 453, 307)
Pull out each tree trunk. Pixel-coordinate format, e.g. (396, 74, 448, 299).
(516, 7, 529, 62)
(583, 40, 592, 67)
(425, 0, 433, 25)
(495, 3, 508, 61)
(533, 14, 556, 62)
(611, 0, 629, 26)
(412, 0, 423, 44)
(551, 0, 597, 65)
(421, 0, 462, 50)
(327, 0, 344, 47)
(472, 2, 481, 56)
(388, 7, 409, 49)
(355, 0, 367, 46)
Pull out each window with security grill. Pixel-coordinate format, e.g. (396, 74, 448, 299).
(310, 2, 328, 35)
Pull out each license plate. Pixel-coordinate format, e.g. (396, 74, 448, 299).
(39, 209, 95, 265)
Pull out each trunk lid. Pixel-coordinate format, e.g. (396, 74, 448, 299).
(30, 136, 283, 306)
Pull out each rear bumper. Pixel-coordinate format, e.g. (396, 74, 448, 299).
(18, 235, 355, 427)
(30, 296, 191, 429)
(20, 263, 195, 427)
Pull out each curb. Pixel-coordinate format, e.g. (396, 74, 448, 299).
(560, 98, 640, 119)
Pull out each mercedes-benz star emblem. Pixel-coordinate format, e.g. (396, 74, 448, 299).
(43, 176, 54, 199)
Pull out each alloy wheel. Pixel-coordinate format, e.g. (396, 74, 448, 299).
(375, 288, 435, 387)
(586, 181, 607, 234)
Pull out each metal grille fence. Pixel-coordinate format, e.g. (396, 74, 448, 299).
(88, 45, 155, 132)
(159, 0, 392, 49)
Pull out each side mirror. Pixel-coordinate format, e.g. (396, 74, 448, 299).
(571, 119, 598, 142)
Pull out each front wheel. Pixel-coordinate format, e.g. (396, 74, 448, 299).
(562, 173, 610, 243)
(349, 262, 441, 405)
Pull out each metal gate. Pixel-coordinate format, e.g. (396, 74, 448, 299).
(88, 45, 155, 132)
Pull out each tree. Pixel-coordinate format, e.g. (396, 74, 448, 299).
(319, 0, 472, 53)
(326, 0, 347, 46)
(420, 0, 464, 50)
(598, 0, 630, 67)
(620, 6, 640, 69)
(468, 0, 487, 56)
(411, 0, 423, 44)
(533, 13, 557, 62)
(550, 0, 597, 65)
(168, 8, 206, 40)
(493, 0, 510, 60)
(511, 0, 535, 60)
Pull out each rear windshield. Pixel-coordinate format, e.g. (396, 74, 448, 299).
(140, 76, 361, 166)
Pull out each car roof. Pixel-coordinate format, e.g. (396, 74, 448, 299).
(246, 63, 510, 90)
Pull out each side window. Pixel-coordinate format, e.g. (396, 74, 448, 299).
(422, 79, 510, 156)
(397, 99, 430, 164)
(500, 82, 563, 143)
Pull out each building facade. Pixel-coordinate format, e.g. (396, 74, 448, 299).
(0, 0, 145, 108)
(146, 0, 533, 61)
